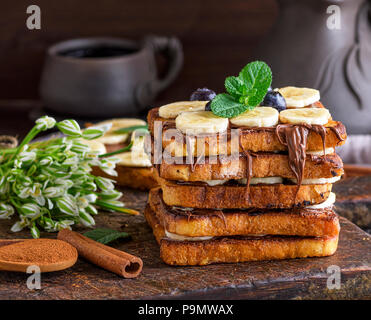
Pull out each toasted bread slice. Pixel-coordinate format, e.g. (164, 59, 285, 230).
(93, 142, 157, 190)
(92, 166, 157, 190)
(144, 205, 339, 266)
(147, 108, 346, 156)
(158, 152, 343, 181)
(157, 176, 332, 209)
(148, 187, 340, 237)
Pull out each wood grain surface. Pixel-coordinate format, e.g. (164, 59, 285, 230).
(334, 175, 371, 230)
(0, 187, 369, 300)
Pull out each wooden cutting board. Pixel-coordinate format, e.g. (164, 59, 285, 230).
(0, 187, 369, 300)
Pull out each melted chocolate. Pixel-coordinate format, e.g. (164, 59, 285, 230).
(275, 124, 327, 199)
(238, 132, 253, 202)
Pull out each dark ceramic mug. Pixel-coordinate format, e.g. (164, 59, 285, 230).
(39, 36, 183, 117)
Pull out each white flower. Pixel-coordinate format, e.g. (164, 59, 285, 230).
(63, 156, 79, 166)
(82, 127, 105, 140)
(95, 176, 115, 191)
(89, 123, 112, 134)
(43, 186, 65, 198)
(30, 225, 40, 238)
(56, 195, 78, 216)
(0, 203, 14, 219)
(57, 119, 82, 137)
(35, 116, 56, 131)
(14, 159, 22, 168)
(98, 157, 120, 177)
(18, 187, 31, 199)
(79, 209, 95, 227)
(86, 204, 98, 215)
(100, 190, 122, 201)
(40, 156, 53, 166)
(21, 203, 41, 218)
(11, 220, 26, 232)
(18, 151, 36, 163)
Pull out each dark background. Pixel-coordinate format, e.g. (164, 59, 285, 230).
(0, 0, 277, 102)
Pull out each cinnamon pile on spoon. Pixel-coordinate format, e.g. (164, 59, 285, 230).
(0, 239, 78, 272)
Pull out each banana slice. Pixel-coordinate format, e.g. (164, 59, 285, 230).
(176, 111, 229, 135)
(278, 87, 320, 108)
(279, 108, 331, 125)
(238, 177, 283, 185)
(230, 107, 279, 128)
(81, 139, 107, 155)
(159, 101, 207, 119)
(130, 130, 149, 153)
(115, 151, 152, 167)
(290, 176, 341, 184)
(202, 180, 228, 186)
(93, 118, 146, 145)
(307, 148, 335, 156)
(165, 230, 213, 241)
(306, 192, 336, 209)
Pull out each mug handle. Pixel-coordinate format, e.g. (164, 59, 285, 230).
(148, 35, 184, 92)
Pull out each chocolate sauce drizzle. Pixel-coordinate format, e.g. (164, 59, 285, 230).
(238, 132, 253, 202)
(275, 124, 327, 199)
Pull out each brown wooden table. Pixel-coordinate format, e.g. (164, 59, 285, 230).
(0, 186, 370, 300)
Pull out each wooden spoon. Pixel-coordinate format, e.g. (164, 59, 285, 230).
(0, 239, 78, 273)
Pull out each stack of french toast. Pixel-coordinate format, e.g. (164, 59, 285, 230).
(144, 83, 347, 266)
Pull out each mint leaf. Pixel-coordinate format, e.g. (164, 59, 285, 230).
(238, 61, 272, 107)
(211, 93, 248, 118)
(224, 76, 245, 99)
(83, 228, 130, 244)
(210, 61, 272, 118)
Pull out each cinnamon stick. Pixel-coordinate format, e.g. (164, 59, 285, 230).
(57, 229, 143, 278)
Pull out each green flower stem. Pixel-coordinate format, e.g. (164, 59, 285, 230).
(95, 199, 139, 215)
(11, 127, 41, 159)
(98, 141, 133, 158)
(114, 125, 148, 134)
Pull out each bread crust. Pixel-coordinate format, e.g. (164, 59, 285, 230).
(147, 108, 347, 156)
(148, 188, 340, 237)
(144, 204, 339, 266)
(92, 166, 157, 190)
(158, 153, 343, 181)
(158, 176, 332, 209)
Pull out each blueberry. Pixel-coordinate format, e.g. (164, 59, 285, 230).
(267, 86, 273, 92)
(262, 91, 286, 112)
(190, 88, 216, 101)
(205, 101, 212, 111)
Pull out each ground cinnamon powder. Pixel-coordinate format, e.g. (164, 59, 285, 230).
(0, 239, 77, 264)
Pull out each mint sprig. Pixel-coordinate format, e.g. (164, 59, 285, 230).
(211, 61, 272, 118)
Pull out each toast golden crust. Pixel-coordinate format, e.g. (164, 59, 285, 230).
(92, 166, 157, 190)
(158, 153, 343, 181)
(147, 108, 347, 156)
(158, 176, 332, 209)
(148, 188, 340, 237)
(144, 205, 339, 266)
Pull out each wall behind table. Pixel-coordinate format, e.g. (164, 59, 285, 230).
(0, 0, 277, 103)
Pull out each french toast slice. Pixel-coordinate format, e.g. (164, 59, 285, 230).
(157, 176, 332, 209)
(158, 152, 343, 181)
(147, 108, 346, 156)
(144, 205, 339, 266)
(148, 188, 340, 237)
(92, 166, 157, 190)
